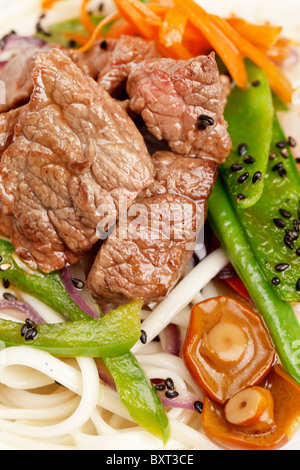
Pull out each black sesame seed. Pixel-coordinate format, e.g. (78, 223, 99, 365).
(21, 324, 27, 337)
(68, 39, 77, 48)
(194, 401, 203, 414)
(0, 256, 2, 263)
(272, 162, 283, 172)
(238, 173, 249, 184)
(237, 193, 246, 200)
(279, 209, 292, 219)
(288, 136, 297, 148)
(100, 39, 108, 50)
(165, 377, 175, 390)
(24, 328, 38, 341)
(296, 278, 300, 292)
(296, 248, 300, 256)
(2, 278, 10, 289)
(197, 115, 214, 130)
(155, 383, 166, 392)
(294, 220, 300, 232)
(3, 292, 17, 301)
(238, 143, 248, 156)
(280, 148, 289, 159)
(71, 278, 85, 290)
(272, 277, 281, 286)
(275, 263, 289, 272)
(284, 235, 294, 250)
(231, 163, 244, 172)
(244, 155, 255, 164)
(296, 158, 300, 164)
(140, 330, 147, 344)
(273, 218, 286, 228)
(252, 80, 261, 87)
(252, 171, 262, 183)
(269, 152, 277, 160)
(25, 318, 37, 329)
(278, 168, 287, 178)
(165, 390, 179, 399)
(276, 140, 288, 149)
(285, 229, 298, 240)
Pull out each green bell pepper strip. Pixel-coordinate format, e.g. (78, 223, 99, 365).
(0, 238, 170, 443)
(0, 300, 141, 357)
(104, 352, 171, 444)
(0, 238, 99, 321)
(237, 116, 300, 302)
(221, 59, 274, 208)
(208, 176, 300, 386)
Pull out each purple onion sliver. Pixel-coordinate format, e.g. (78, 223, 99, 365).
(1, 35, 46, 52)
(161, 323, 181, 356)
(0, 61, 7, 69)
(61, 266, 100, 319)
(0, 299, 45, 324)
(158, 389, 200, 410)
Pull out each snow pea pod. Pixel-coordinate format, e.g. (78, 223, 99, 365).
(208, 177, 300, 387)
(221, 59, 274, 208)
(237, 115, 300, 302)
(0, 300, 142, 357)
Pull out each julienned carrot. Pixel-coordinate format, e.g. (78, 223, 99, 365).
(159, 6, 188, 47)
(80, 0, 96, 35)
(119, 0, 162, 26)
(226, 17, 282, 49)
(212, 15, 292, 103)
(113, 0, 158, 39)
(42, 0, 63, 8)
(104, 18, 138, 39)
(173, 0, 248, 89)
(75, 11, 121, 53)
(157, 41, 194, 60)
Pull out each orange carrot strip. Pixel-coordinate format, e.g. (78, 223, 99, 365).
(227, 17, 282, 49)
(113, 0, 158, 39)
(212, 15, 292, 103)
(104, 17, 138, 39)
(74, 11, 121, 53)
(159, 6, 188, 47)
(119, 0, 162, 25)
(63, 32, 90, 46)
(173, 0, 248, 89)
(158, 41, 194, 60)
(80, 0, 96, 35)
(42, 0, 64, 9)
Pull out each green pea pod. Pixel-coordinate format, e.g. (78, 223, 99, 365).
(0, 300, 142, 357)
(0, 238, 98, 321)
(104, 352, 171, 445)
(208, 177, 300, 386)
(237, 116, 300, 302)
(221, 59, 274, 208)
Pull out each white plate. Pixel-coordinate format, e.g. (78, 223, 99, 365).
(0, 0, 299, 451)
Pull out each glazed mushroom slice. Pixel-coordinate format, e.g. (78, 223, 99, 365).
(202, 365, 300, 450)
(182, 296, 276, 404)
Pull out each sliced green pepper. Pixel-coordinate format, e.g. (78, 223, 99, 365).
(208, 177, 300, 386)
(104, 352, 171, 444)
(0, 300, 142, 357)
(221, 59, 274, 208)
(0, 238, 98, 321)
(0, 238, 170, 443)
(237, 116, 300, 302)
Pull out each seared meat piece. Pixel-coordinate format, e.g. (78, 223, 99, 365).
(75, 35, 160, 96)
(127, 52, 232, 163)
(87, 152, 217, 303)
(0, 106, 25, 236)
(0, 36, 63, 113)
(0, 49, 153, 273)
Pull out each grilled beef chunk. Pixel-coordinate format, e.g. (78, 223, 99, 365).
(127, 52, 232, 163)
(0, 49, 153, 273)
(87, 152, 217, 303)
(0, 36, 64, 113)
(0, 106, 26, 237)
(75, 35, 160, 97)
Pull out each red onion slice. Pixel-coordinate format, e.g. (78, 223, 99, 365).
(0, 299, 45, 324)
(158, 388, 201, 410)
(160, 323, 181, 356)
(61, 266, 101, 319)
(1, 35, 46, 52)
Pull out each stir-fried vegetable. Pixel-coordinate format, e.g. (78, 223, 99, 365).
(202, 365, 300, 450)
(104, 352, 171, 444)
(208, 177, 300, 387)
(0, 300, 142, 357)
(221, 60, 274, 207)
(183, 296, 275, 404)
